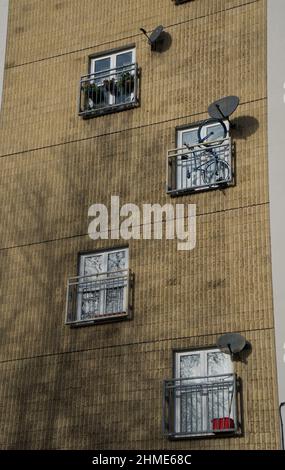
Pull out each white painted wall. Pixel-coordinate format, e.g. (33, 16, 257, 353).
(267, 0, 285, 446)
(0, 0, 9, 109)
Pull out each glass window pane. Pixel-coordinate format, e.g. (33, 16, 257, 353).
(106, 286, 124, 314)
(204, 123, 226, 142)
(207, 350, 234, 427)
(180, 354, 201, 378)
(82, 255, 104, 276)
(106, 250, 127, 313)
(207, 351, 232, 376)
(178, 353, 203, 435)
(116, 51, 133, 68)
(107, 250, 127, 273)
(94, 57, 111, 73)
(181, 391, 202, 434)
(180, 128, 199, 146)
(81, 290, 101, 320)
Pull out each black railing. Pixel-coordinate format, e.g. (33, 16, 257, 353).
(78, 63, 139, 118)
(66, 269, 132, 325)
(163, 374, 239, 438)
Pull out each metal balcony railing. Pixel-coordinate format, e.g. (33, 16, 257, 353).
(65, 269, 132, 325)
(78, 63, 139, 118)
(163, 374, 239, 439)
(167, 137, 233, 195)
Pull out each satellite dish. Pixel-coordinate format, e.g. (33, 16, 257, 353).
(140, 25, 164, 50)
(208, 96, 240, 120)
(149, 25, 164, 45)
(217, 333, 246, 356)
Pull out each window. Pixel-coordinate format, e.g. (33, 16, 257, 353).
(79, 47, 139, 118)
(167, 119, 233, 195)
(163, 348, 239, 438)
(176, 120, 229, 148)
(66, 248, 131, 325)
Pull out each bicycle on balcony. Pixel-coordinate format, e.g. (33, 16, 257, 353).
(182, 118, 231, 186)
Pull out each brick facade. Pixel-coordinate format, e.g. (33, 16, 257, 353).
(0, 0, 280, 449)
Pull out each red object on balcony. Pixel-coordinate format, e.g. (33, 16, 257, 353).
(212, 417, 235, 431)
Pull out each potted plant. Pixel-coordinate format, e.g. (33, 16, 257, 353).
(82, 82, 105, 109)
(117, 71, 135, 93)
(103, 78, 116, 94)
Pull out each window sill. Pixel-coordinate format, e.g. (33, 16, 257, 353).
(79, 100, 139, 119)
(167, 181, 233, 197)
(66, 312, 130, 327)
(167, 428, 240, 441)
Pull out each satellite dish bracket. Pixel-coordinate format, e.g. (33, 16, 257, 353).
(140, 28, 151, 44)
(227, 343, 232, 357)
(217, 332, 247, 359)
(208, 96, 240, 128)
(215, 104, 236, 129)
(216, 104, 226, 119)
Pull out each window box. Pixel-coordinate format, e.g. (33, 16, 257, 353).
(66, 248, 133, 326)
(212, 417, 235, 432)
(79, 48, 139, 118)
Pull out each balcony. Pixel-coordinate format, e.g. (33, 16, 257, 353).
(66, 269, 132, 325)
(163, 374, 240, 439)
(167, 137, 233, 195)
(78, 63, 139, 118)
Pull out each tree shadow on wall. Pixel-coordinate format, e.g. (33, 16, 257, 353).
(0, 147, 96, 449)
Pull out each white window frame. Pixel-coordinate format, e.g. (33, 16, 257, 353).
(174, 348, 234, 437)
(90, 48, 136, 106)
(176, 120, 230, 191)
(77, 248, 129, 322)
(176, 121, 229, 148)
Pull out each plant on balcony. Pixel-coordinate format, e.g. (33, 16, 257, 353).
(117, 72, 135, 93)
(103, 78, 116, 94)
(82, 82, 105, 109)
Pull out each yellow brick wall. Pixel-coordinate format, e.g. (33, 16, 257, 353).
(0, 329, 279, 449)
(0, 0, 265, 157)
(0, 205, 274, 360)
(0, 99, 269, 248)
(0, 0, 280, 449)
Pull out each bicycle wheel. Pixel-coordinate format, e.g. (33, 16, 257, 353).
(203, 159, 230, 185)
(198, 118, 228, 147)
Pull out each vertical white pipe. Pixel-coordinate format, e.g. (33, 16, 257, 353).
(267, 0, 285, 447)
(0, 0, 9, 110)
